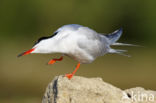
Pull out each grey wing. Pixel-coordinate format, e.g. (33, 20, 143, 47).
(78, 33, 110, 58)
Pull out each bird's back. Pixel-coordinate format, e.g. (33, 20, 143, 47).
(55, 24, 124, 63)
(61, 25, 110, 63)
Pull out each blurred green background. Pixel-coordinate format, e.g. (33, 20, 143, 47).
(0, 0, 156, 102)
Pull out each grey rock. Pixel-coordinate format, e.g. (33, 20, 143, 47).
(42, 76, 156, 103)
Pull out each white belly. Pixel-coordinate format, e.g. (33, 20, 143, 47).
(66, 50, 94, 64)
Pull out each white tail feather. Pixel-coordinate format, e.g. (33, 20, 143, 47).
(112, 42, 140, 47)
(108, 49, 131, 57)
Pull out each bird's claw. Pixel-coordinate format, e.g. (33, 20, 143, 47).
(65, 73, 73, 79)
(48, 60, 56, 65)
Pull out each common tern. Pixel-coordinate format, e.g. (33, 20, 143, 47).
(18, 24, 134, 79)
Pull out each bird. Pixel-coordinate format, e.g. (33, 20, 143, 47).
(17, 24, 134, 79)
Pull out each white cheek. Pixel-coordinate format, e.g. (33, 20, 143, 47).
(33, 46, 51, 53)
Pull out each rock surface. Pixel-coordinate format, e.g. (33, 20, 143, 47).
(42, 76, 156, 103)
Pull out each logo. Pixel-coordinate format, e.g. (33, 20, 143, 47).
(122, 91, 155, 102)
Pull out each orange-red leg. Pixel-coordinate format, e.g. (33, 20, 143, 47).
(65, 63, 81, 79)
(48, 56, 63, 65)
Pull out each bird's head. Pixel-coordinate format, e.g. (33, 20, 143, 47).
(17, 31, 59, 57)
(17, 24, 83, 57)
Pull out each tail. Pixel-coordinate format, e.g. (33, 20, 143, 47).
(106, 28, 137, 57)
(108, 48, 131, 57)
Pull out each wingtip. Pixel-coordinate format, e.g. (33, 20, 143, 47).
(113, 27, 123, 35)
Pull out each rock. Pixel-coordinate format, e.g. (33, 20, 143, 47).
(42, 76, 156, 103)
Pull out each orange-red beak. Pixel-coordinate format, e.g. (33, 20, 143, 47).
(17, 48, 35, 57)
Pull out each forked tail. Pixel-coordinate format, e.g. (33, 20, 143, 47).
(108, 48, 131, 57)
(106, 28, 137, 57)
